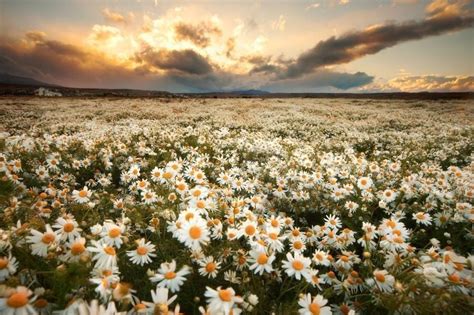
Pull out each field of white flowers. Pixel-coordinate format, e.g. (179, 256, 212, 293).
(0, 97, 473, 315)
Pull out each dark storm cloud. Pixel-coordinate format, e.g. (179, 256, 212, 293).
(263, 71, 374, 91)
(38, 40, 89, 59)
(174, 21, 221, 48)
(168, 71, 237, 92)
(279, 1, 474, 79)
(0, 32, 218, 90)
(0, 35, 143, 88)
(249, 64, 282, 75)
(137, 48, 213, 75)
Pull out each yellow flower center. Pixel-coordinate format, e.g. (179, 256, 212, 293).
(292, 260, 304, 271)
(71, 242, 85, 255)
(394, 236, 404, 244)
(135, 303, 146, 310)
(293, 241, 303, 250)
(257, 253, 268, 265)
(164, 271, 176, 279)
(375, 272, 386, 283)
(7, 292, 29, 308)
(205, 262, 216, 272)
(104, 246, 116, 256)
(448, 273, 460, 283)
(309, 303, 320, 315)
(189, 226, 202, 239)
(245, 225, 256, 236)
(136, 246, 148, 256)
(42, 233, 55, 244)
(416, 213, 425, 220)
(196, 200, 206, 209)
(108, 228, 121, 238)
(34, 298, 48, 309)
(218, 289, 232, 302)
(0, 258, 8, 269)
(78, 190, 88, 198)
(63, 222, 75, 233)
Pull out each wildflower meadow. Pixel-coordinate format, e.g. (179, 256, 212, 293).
(0, 97, 473, 314)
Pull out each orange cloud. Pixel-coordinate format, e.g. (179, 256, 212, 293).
(278, 0, 474, 79)
(174, 21, 222, 48)
(375, 75, 474, 92)
(102, 8, 127, 24)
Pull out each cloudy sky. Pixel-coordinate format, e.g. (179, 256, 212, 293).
(1, 0, 473, 92)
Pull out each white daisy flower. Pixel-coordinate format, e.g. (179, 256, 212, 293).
(357, 176, 373, 190)
(198, 256, 221, 279)
(72, 186, 92, 204)
(101, 221, 126, 248)
(0, 286, 37, 315)
(177, 217, 210, 251)
(248, 249, 275, 275)
(0, 253, 18, 281)
(413, 212, 432, 226)
(298, 293, 332, 315)
(143, 287, 177, 314)
(367, 269, 395, 293)
(282, 252, 311, 280)
(126, 238, 156, 266)
(53, 216, 82, 242)
(150, 260, 190, 293)
(87, 241, 118, 269)
(204, 286, 243, 315)
(27, 224, 58, 257)
(63, 237, 88, 262)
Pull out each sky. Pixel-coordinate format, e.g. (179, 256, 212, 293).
(0, 0, 473, 92)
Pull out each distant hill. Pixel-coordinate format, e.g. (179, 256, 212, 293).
(0, 83, 176, 98)
(0, 74, 471, 99)
(189, 89, 271, 97)
(231, 89, 271, 95)
(186, 91, 474, 100)
(0, 73, 57, 87)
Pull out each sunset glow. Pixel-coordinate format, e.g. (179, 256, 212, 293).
(1, 0, 473, 92)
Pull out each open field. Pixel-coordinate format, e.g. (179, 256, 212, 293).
(0, 97, 473, 314)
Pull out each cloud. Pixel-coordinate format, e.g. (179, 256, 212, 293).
(25, 31, 46, 42)
(0, 35, 137, 88)
(271, 15, 286, 31)
(88, 25, 123, 43)
(1, 1, 472, 93)
(136, 48, 213, 75)
(225, 37, 236, 57)
(0, 31, 373, 93)
(306, 3, 321, 10)
(364, 74, 474, 92)
(263, 70, 374, 92)
(392, 0, 419, 4)
(279, 0, 474, 79)
(102, 8, 127, 24)
(174, 21, 222, 47)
